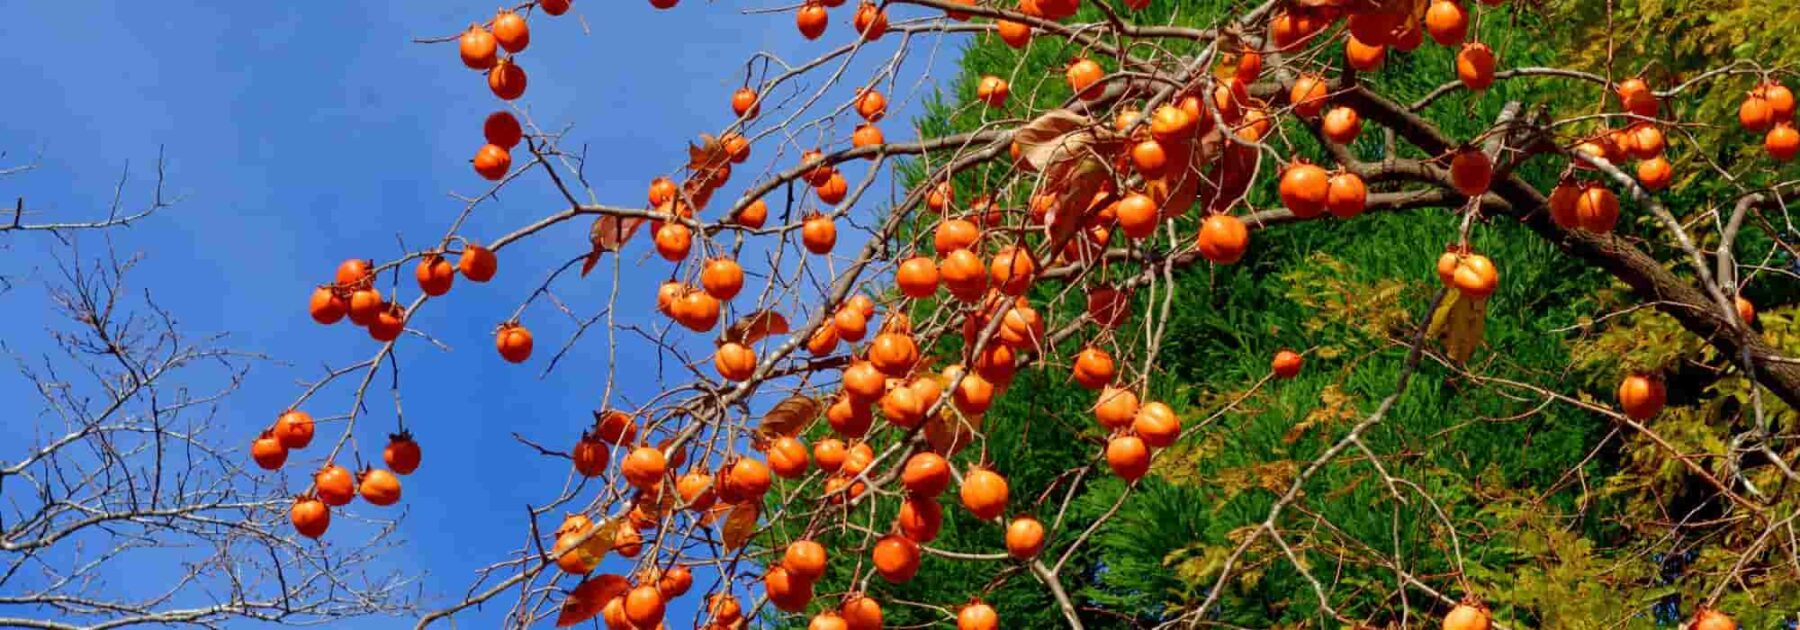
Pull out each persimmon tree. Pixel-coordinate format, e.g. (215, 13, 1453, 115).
(270, 0, 1798, 627)
(0, 156, 412, 628)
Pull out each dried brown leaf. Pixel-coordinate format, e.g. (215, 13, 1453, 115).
(556, 574, 629, 627)
(721, 311, 791, 347)
(759, 395, 820, 438)
(583, 215, 647, 276)
(721, 501, 760, 551)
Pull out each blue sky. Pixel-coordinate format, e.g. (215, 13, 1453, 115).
(1, 1, 962, 626)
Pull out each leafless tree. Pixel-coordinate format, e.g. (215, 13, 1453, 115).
(0, 154, 415, 629)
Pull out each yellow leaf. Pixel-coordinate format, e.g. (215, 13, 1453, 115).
(576, 518, 622, 563)
(1428, 289, 1487, 364)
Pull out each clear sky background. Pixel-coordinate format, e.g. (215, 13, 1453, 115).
(1, 1, 963, 626)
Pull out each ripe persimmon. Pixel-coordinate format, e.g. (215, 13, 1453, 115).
(802, 213, 837, 254)
(722, 132, 751, 163)
(811, 439, 848, 474)
(656, 566, 692, 597)
(623, 585, 665, 627)
(1766, 122, 1799, 161)
(1574, 184, 1620, 233)
(1106, 434, 1151, 481)
(1130, 139, 1168, 177)
(767, 436, 810, 479)
(934, 218, 980, 252)
(1279, 162, 1330, 217)
(334, 258, 371, 288)
(416, 254, 455, 296)
(676, 470, 717, 511)
(700, 258, 744, 301)
(1450, 148, 1492, 197)
(496, 322, 533, 363)
(732, 87, 761, 119)
(1345, 35, 1385, 72)
(784, 539, 828, 581)
(1547, 178, 1582, 228)
(541, 0, 572, 15)
(1272, 349, 1303, 378)
(309, 286, 347, 325)
(473, 143, 511, 180)
(252, 431, 288, 470)
(880, 384, 925, 427)
(1766, 82, 1796, 119)
(959, 467, 1009, 520)
(1741, 90, 1775, 132)
(488, 57, 527, 100)
(958, 602, 999, 630)
(1289, 74, 1328, 118)
(1149, 105, 1195, 143)
(1115, 192, 1159, 240)
(1737, 295, 1756, 325)
(1637, 156, 1672, 191)
(869, 332, 919, 376)
(459, 25, 497, 69)
(852, 123, 884, 150)
(1443, 601, 1491, 630)
(347, 287, 382, 326)
(855, 89, 887, 122)
(997, 17, 1030, 48)
(939, 249, 988, 299)
(817, 171, 849, 205)
(459, 243, 497, 282)
(796, 2, 828, 39)
(315, 464, 356, 506)
(1326, 172, 1367, 219)
(1005, 516, 1045, 558)
(1425, 0, 1468, 46)
(897, 495, 943, 542)
(714, 342, 757, 381)
(1072, 347, 1116, 389)
(1456, 43, 1496, 90)
(872, 535, 920, 583)
(1690, 608, 1735, 630)
(977, 75, 1010, 108)
(379, 432, 420, 475)
(1134, 401, 1181, 447)
(1198, 213, 1249, 264)
(1322, 106, 1361, 144)
(291, 496, 330, 539)
(824, 390, 867, 435)
(276, 410, 316, 449)
(1615, 77, 1657, 117)
(621, 446, 667, 490)
(1452, 254, 1499, 298)
(670, 288, 722, 331)
(950, 366, 995, 413)
(359, 468, 401, 506)
(736, 198, 769, 229)
(902, 452, 952, 498)
(853, 2, 889, 40)
(989, 245, 1035, 295)
(896, 256, 940, 298)
(490, 10, 529, 53)
(653, 223, 692, 261)
(1617, 373, 1666, 420)
(1066, 58, 1105, 100)
(812, 612, 849, 630)
(723, 457, 772, 500)
(1094, 386, 1140, 429)
(368, 303, 406, 342)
